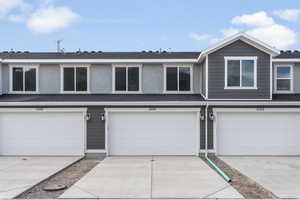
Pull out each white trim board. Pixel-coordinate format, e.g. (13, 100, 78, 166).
(224, 56, 257, 90)
(274, 64, 294, 94)
(0, 101, 206, 106)
(163, 64, 194, 94)
(9, 64, 39, 94)
(198, 32, 280, 62)
(112, 64, 142, 94)
(60, 64, 90, 93)
(2, 59, 198, 64)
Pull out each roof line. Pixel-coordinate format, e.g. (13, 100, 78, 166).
(197, 32, 280, 61)
(1, 58, 198, 64)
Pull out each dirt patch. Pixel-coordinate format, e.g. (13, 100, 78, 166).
(18, 157, 103, 199)
(203, 156, 278, 199)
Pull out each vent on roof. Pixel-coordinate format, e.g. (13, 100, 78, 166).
(287, 50, 292, 53)
(148, 50, 153, 53)
(97, 51, 102, 53)
(141, 50, 146, 53)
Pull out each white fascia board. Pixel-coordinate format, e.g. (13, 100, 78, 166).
(0, 101, 206, 106)
(272, 58, 300, 62)
(198, 32, 280, 62)
(208, 101, 300, 106)
(2, 59, 198, 64)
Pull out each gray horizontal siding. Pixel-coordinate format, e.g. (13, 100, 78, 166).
(208, 40, 271, 99)
(87, 107, 105, 149)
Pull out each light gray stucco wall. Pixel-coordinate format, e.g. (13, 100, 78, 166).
(90, 64, 112, 93)
(0, 63, 2, 95)
(294, 64, 300, 93)
(39, 64, 61, 93)
(2, 64, 9, 94)
(142, 64, 163, 93)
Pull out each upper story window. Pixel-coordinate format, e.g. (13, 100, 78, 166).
(113, 65, 141, 93)
(225, 57, 257, 89)
(61, 65, 89, 93)
(10, 65, 38, 93)
(275, 65, 293, 93)
(164, 65, 192, 93)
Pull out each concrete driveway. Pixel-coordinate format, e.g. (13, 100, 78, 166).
(0, 156, 81, 199)
(60, 156, 242, 199)
(221, 157, 300, 199)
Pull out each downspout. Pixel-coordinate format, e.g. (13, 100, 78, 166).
(204, 102, 231, 182)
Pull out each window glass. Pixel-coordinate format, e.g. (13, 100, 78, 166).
(115, 67, 126, 91)
(64, 68, 75, 91)
(227, 60, 240, 87)
(277, 79, 291, 91)
(76, 67, 87, 91)
(166, 67, 178, 91)
(277, 66, 291, 79)
(12, 67, 23, 91)
(242, 60, 254, 87)
(25, 68, 36, 91)
(128, 67, 139, 91)
(179, 67, 190, 91)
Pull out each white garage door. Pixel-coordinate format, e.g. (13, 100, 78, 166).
(107, 109, 200, 156)
(0, 109, 86, 156)
(216, 110, 300, 156)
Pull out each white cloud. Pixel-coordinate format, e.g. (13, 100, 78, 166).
(8, 14, 25, 22)
(231, 11, 274, 27)
(189, 33, 211, 41)
(0, 0, 31, 16)
(221, 28, 240, 37)
(27, 6, 79, 33)
(246, 24, 297, 49)
(273, 9, 300, 22)
(192, 11, 298, 49)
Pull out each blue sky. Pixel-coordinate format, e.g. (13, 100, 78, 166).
(0, 0, 300, 52)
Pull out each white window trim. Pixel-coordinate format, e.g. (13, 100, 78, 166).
(9, 64, 39, 94)
(163, 64, 193, 93)
(224, 56, 257, 89)
(112, 64, 142, 94)
(60, 64, 90, 93)
(274, 64, 294, 94)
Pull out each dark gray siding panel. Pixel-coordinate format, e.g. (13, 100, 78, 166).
(87, 107, 105, 149)
(208, 40, 271, 99)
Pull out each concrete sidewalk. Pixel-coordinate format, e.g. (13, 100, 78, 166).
(60, 156, 243, 199)
(0, 156, 81, 199)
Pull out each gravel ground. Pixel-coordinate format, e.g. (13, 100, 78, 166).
(204, 156, 278, 199)
(18, 157, 103, 199)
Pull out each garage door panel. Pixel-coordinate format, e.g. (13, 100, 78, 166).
(217, 112, 300, 156)
(108, 111, 199, 156)
(0, 112, 85, 156)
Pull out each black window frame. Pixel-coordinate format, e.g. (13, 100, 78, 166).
(165, 65, 192, 92)
(62, 66, 89, 93)
(11, 66, 38, 93)
(113, 65, 141, 93)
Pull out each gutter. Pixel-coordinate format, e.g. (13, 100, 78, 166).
(204, 102, 231, 183)
(0, 101, 206, 106)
